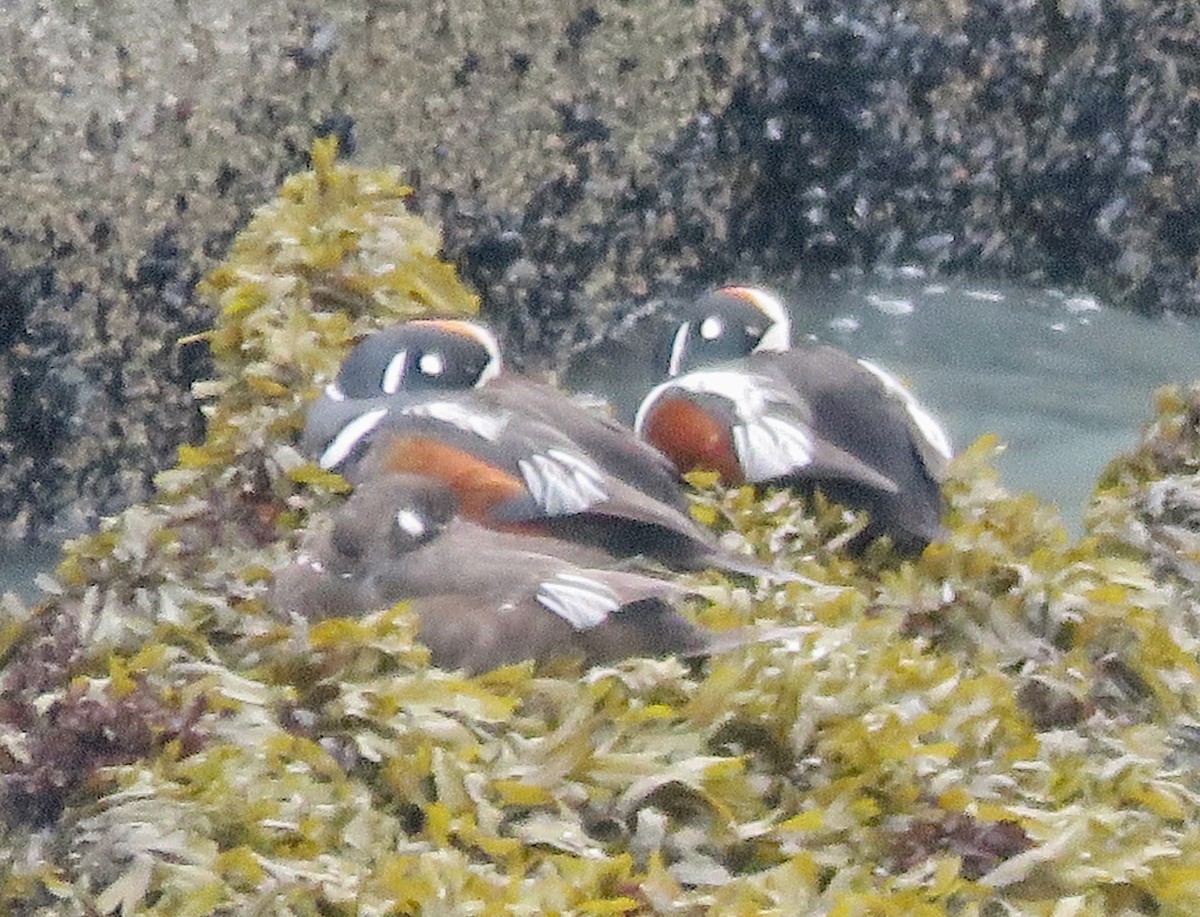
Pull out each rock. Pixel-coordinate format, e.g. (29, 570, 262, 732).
(5, 0, 1200, 539)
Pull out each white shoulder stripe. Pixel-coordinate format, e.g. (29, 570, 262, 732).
(401, 400, 509, 441)
(856, 359, 953, 461)
(675, 369, 782, 417)
(536, 572, 619, 630)
(634, 369, 783, 437)
(633, 379, 673, 436)
(319, 408, 388, 470)
(517, 449, 608, 515)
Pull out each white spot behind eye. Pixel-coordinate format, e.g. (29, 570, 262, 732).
(700, 315, 724, 341)
(394, 508, 426, 538)
(419, 351, 445, 377)
(382, 350, 408, 394)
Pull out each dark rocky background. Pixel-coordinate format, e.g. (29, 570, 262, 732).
(2, 0, 1198, 543)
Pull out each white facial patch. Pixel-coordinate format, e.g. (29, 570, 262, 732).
(324, 383, 346, 402)
(667, 321, 691, 378)
(295, 553, 326, 575)
(856, 359, 953, 461)
(394, 508, 426, 539)
(517, 448, 608, 515)
(402, 400, 508, 442)
(536, 572, 619, 630)
(382, 350, 408, 395)
(418, 351, 445, 377)
(319, 407, 389, 470)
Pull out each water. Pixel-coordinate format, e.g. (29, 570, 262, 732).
(567, 277, 1200, 534)
(0, 543, 61, 605)
(802, 277, 1200, 531)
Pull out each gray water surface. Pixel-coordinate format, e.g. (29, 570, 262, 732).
(0, 543, 62, 605)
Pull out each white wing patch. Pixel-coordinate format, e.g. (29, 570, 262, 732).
(537, 572, 620, 630)
(319, 407, 388, 470)
(401, 400, 509, 441)
(856, 359, 953, 461)
(518, 449, 608, 515)
(732, 414, 815, 481)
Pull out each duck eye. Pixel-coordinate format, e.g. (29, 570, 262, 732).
(419, 351, 445, 377)
(699, 316, 724, 341)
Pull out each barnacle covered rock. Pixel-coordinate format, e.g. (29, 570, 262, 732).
(4, 147, 1200, 915)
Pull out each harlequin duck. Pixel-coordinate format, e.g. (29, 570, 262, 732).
(271, 474, 714, 672)
(659, 285, 793, 377)
(303, 319, 789, 577)
(307, 384, 778, 576)
(325, 318, 504, 400)
(311, 319, 686, 509)
(635, 286, 953, 554)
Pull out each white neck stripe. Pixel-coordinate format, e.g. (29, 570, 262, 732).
(733, 287, 791, 352)
(320, 407, 388, 470)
